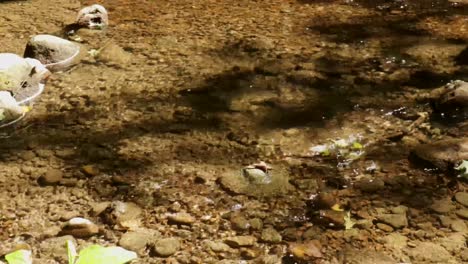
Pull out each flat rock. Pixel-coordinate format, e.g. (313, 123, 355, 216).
(377, 213, 408, 229)
(430, 198, 455, 214)
(102, 201, 142, 229)
(167, 212, 195, 225)
(289, 240, 322, 261)
(455, 208, 468, 220)
(454, 192, 468, 207)
(341, 249, 395, 264)
(224, 236, 256, 248)
(59, 217, 99, 238)
(153, 238, 180, 257)
(383, 233, 407, 249)
(438, 233, 466, 253)
(412, 138, 468, 170)
(405, 242, 453, 263)
(203, 240, 231, 253)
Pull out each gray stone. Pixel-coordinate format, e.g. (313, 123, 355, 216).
(167, 213, 195, 225)
(38, 169, 63, 186)
(153, 238, 180, 257)
(405, 242, 453, 263)
(261, 227, 282, 243)
(377, 213, 408, 229)
(225, 236, 256, 248)
(454, 192, 468, 207)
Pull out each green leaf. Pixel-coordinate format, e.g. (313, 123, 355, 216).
(67, 240, 77, 264)
(455, 160, 468, 179)
(5, 250, 32, 264)
(351, 142, 363, 150)
(75, 245, 137, 264)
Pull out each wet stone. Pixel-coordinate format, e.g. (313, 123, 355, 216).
(355, 178, 385, 192)
(377, 213, 408, 229)
(224, 236, 256, 248)
(454, 192, 468, 207)
(203, 240, 231, 253)
(376, 223, 394, 232)
(60, 217, 99, 238)
(240, 248, 261, 260)
(430, 199, 454, 214)
(315, 210, 345, 228)
(119, 230, 156, 252)
(455, 208, 468, 220)
(81, 165, 99, 176)
(405, 242, 452, 263)
(341, 249, 395, 264)
(261, 227, 282, 243)
(383, 233, 407, 249)
(153, 238, 180, 257)
(230, 215, 250, 231)
(39, 236, 76, 262)
(249, 218, 263, 230)
(289, 240, 322, 261)
(450, 219, 467, 232)
(168, 213, 196, 225)
(38, 169, 63, 186)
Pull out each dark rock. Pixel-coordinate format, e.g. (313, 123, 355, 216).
(412, 138, 468, 170)
(38, 169, 63, 186)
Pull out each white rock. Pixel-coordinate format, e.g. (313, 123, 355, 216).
(76, 4, 108, 29)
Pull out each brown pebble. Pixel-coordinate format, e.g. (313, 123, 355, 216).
(38, 169, 63, 186)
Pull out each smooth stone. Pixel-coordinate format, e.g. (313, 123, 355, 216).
(455, 208, 468, 220)
(224, 236, 256, 248)
(167, 212, 195, 225)
(377, 213, 408, 229)
(118, 230, 156, 252)
(153, 238, 180, 257)
(454, 192, 468, 207)
(289, 240, 322, 261)
(203, 240, 231, 252)
(60, 217, 99, 238)
(24, 35, 80, 72)
(38, 169, 63, 186)
(430, 199, 455, 214)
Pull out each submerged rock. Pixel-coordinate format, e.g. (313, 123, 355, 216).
(412, 138, 468, 170)
(24, 35, 81, 72)
(433, 80, 468, 121)
(219, 162, 292, 197)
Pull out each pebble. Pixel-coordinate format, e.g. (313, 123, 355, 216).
(249, 218, 263, 230)
(38, 169, 63, 186)
(119, 231, 155, 252)
(103, 201, 142, 228)
(430, 199, 454, 214)
(60, 217, 99, 238)
(355, 178, 385, 192)
(455, 208, 468, 220)
(203, 240, 231, 252)
(240, 248, 261, 259)
(377, 213, 408, 229)
(454, 192, 468, 207)
(167, 213, 196, 225)
(153, 238, 180, 257)
(224, 236, 256, 248)
(261, 227, 282, 243)
(376, 223, 394, 232)
(316, 210, 345, 228)
(81, 165, 99, 176)
(289, 240, 322, 261)
(450, 219, 467, 232)
(230, 215, 250, 231)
